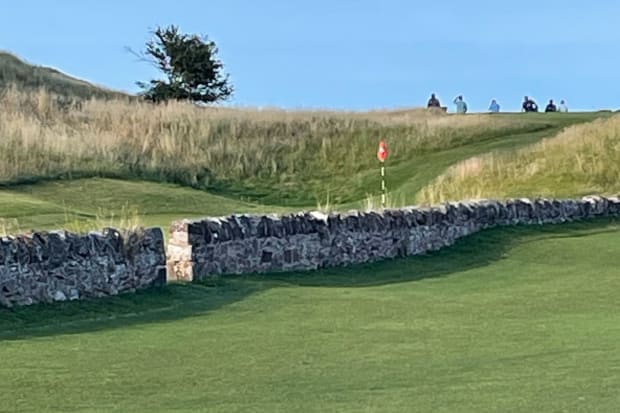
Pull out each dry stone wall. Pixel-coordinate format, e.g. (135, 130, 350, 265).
(0, 227, 165, 307)
(4, 196, 615, 308)
(167, 196, 620, 281)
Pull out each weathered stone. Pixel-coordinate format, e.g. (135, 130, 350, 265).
(69, 288, 80, 301)
(261, 250, 273, 263)
(0, 227, 165, 307)
(53, 290, 67, 302)
(167, 196, 620, 281)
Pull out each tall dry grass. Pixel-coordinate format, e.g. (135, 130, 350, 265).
(0, 87, 537, 204)
(418, 114, 620, 204)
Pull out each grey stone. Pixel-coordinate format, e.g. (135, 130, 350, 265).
(167, 196, 620, 281)
(69, 288, 80, 301)
(0, 227, 166, 307)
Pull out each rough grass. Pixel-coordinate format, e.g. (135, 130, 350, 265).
(0, 52, 128, 100)
(418, 114, 620, 204)
(1, 219, 618, 412)
(0, 87, 597, 207)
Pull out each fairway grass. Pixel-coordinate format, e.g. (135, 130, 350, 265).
(0, 178, 287, 232)
(1, 219, 618, 412)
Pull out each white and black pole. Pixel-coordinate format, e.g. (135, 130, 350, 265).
(381, 164, 387, 208)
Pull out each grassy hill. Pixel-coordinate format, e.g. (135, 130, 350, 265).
(0, 87, 612, 232)
(0, 66, 619, 411)
(1, 56, 615, 215)
(418, 114, 620, 203)
(0, 52, 129, 100)
(0, 88, 612, 220)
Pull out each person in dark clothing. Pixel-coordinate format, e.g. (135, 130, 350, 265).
(522, 96, 539, 112)
(545, 99, 557, 112)
(427, 93, 441, 108)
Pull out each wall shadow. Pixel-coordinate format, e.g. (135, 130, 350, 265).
(0, 218, 616, 342)
(251, 218, 618, 289)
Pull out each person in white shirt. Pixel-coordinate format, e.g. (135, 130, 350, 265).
(453, 95, 468, 114)
(558, 100, 568, 112)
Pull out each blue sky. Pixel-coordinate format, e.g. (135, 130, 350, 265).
(2, 0, 619, 111)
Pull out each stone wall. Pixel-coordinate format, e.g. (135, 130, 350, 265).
(0, 227, 165, 307)
(167, 196, 620, 281)
(3, 196, 615, 308)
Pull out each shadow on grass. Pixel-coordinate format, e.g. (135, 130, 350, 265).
(0, 218, 616, 342)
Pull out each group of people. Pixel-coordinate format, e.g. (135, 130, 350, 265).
(521, 96, 568, 113)
(426, 93, 569, 114)
(426, 94, 472, 113)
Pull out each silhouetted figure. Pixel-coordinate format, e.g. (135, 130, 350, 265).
(545, 99, 557, 112)
(427, 93, 441, 108)
(522, 96, 539, 112)
(453, 95, 468, 114)
(489, 99, 500, 113)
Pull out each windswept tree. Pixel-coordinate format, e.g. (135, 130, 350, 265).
(136, 25, 233, 103)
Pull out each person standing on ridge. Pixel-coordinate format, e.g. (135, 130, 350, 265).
(489, 99, 500, 113)
(453, 95, 468, 114)
(427, 93, 441, 108)
(545, 99, 557, 112)
(558, 100, 569, 112)
(522, 96, 539, 112)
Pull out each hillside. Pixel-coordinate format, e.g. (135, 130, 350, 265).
(0, 67, 619, 412)
(418, 113, 620, 203)
(0, 88, 609, 213)
(1, 56, 614, 213)
(0, 51, 129, 100)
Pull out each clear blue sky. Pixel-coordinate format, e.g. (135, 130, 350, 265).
(2, 0, 619, 111)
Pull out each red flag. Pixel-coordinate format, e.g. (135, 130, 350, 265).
(377, 140, 388, 162)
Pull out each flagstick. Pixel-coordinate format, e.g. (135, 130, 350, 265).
(381, 164, 386, 208)
(377, 140, 388, 209)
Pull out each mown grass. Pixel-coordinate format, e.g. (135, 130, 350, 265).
(1, 219, 618, 412)
(0, 88, 604, 208)
(0, 178, 285, 233)
(418, 113, 620, 204)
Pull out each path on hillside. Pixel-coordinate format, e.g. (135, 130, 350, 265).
(350, 112, 610, 209)
(346, 124, 565, 209)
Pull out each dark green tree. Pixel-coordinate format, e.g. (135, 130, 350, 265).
(136, 25, 233, 103)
